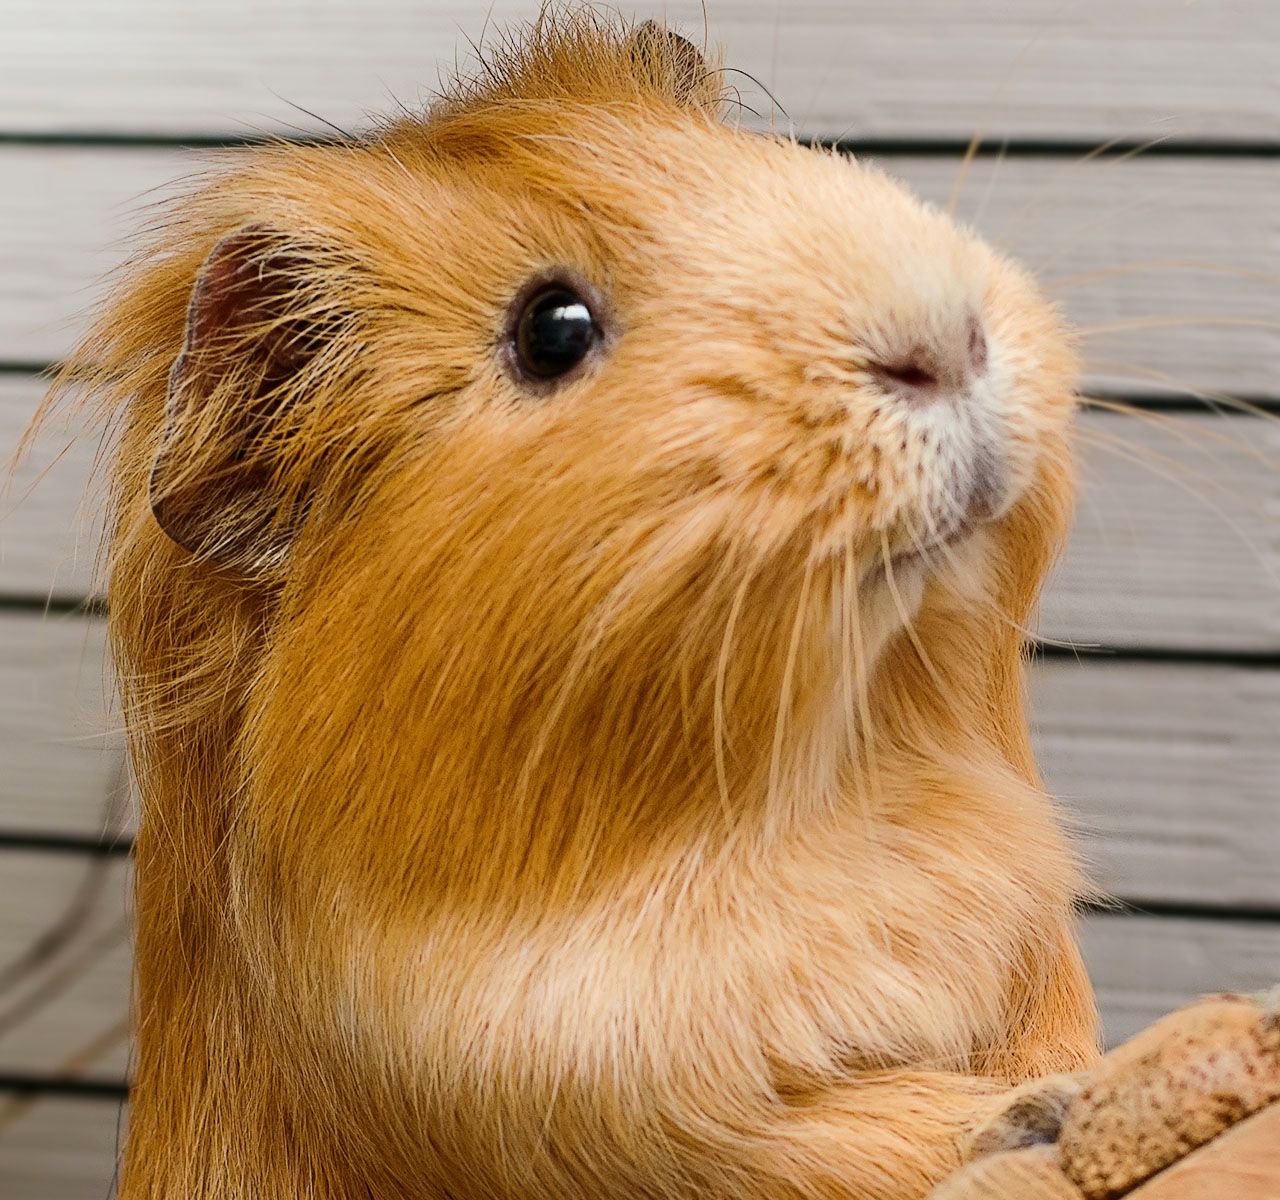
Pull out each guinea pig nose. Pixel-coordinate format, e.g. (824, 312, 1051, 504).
(871, 316, 988, 405)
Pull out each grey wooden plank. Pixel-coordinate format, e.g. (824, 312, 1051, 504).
(0, 613, 124, 838)
(1047, 410, 1280, 651)
(0, 1095, 123, 1200)
(0, 856, 130, 1081)
(1082, 914, 1280, 1047)
(1, 375, 105, 602)
(0, 145, 186, 368)
(0, 1, 1276, 140)
(2, 145, 1277, 398)
(1034, 660, 1280, 908)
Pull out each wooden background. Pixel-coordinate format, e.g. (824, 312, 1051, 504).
(1, 1, 1278, 1195)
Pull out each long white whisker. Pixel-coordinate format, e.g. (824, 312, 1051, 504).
(766, 547, 815, 821)
(878, 530, 947, 694)
(714, 560, 758, 828)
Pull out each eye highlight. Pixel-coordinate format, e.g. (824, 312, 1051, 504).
(511, 284, 601, 383)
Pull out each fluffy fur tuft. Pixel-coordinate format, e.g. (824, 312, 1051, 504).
(45, 7, 1099, 1198)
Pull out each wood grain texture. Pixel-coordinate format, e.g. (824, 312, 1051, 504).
(0, 1095, 123, 1200)
(0, 613, 124, 838)
(1127, 1102, 1280, 1199)
(3, 145, 1277, 398)
(1, 374, 106, 602)
(1035, 660, 1280, 909)
(0, 854, 130, 1080)
(1044, 412, 1280, 651)
(1082, 916, 1280, 1048)
(1, 1, 1277, 141)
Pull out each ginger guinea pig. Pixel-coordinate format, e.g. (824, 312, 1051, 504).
(69, 12, 1100, 1199)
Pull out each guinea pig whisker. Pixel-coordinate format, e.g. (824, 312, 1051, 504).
(1074, 424, 1230, 507)
(904, 507, 1029, 645)
(969, 135, 1011, 233)
(946, 10, 1060, 219)
(843, 527, 882, 831)
(995, 130, 1174, 248)
(1078, 315, 1280, 338)
(765, 549, 816, 822)
(1026, 187, 1174, 277)
(1084, 358, 1280, 424)
(878, 529, 946, 696)
(1048, 259, 1280, 294)
(1072, 425, 1280, 589)
(714, 561, 759, 825)
(1072, 381, 1280, 572)
(1081, 395, 1280, 471)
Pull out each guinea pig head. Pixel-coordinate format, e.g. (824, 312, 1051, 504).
(110, 19, 1078, 913)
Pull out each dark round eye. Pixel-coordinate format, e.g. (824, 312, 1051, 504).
(514, 286, 600, 381)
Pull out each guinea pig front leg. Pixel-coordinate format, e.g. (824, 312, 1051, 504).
(753, 1068, 1051, 1199)
(746, 932, 1102, 1198)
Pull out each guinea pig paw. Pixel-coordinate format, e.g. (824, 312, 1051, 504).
(1057, 991, 1280, 1200)
(929, 1144, 1084, 1200)
(965, 1073, 1087, 1160)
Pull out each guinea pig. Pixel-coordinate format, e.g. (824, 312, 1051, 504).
(61, 10, 1101, 1199)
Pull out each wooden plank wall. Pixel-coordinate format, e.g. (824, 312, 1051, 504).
(1, 2, 1278, 1194)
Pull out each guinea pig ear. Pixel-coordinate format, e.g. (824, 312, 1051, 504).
(150, 225, 330, 577)
(626, 21, 719, 110)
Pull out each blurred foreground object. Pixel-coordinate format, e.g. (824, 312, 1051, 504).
(934, 993, 1280, 1199)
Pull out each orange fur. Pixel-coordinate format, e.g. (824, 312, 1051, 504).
(50, 9, 1099, 1197)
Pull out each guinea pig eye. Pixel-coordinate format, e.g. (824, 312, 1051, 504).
(513, 286, 600, 382)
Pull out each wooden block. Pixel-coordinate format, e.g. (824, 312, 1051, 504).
(932, 1106, 1280, 1199)
(1059, 996, 1280, 1197)
(1128, 1102, 1280, 1199)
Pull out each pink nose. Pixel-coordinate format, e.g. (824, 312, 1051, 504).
(871, 316, 988, 404)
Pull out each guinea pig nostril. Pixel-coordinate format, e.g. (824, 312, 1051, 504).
(881, 363, 937, 390)
(870, 318, 989, 403)
(967, 320, 989, 377)
(873, 360, 941, 399)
